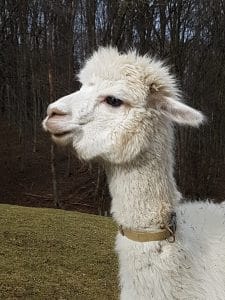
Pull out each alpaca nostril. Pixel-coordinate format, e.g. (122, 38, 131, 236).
(47, 106, 68, 118)
(44, 105, 73, 135)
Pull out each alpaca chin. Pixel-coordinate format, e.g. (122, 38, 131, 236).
(51, 132, 73, 146)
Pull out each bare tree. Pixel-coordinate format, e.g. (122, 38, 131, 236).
(0, 0, 225, 211)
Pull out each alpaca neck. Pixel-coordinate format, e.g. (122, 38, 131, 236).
(107, 149, 181, 230)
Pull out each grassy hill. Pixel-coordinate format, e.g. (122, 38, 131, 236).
(0, 204, 118, 299)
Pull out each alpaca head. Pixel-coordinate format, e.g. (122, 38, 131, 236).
(43, 47, 204, 164)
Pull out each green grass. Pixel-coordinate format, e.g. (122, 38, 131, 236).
(0, 204, 118, 299)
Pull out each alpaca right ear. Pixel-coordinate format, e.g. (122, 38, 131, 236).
(157, 97, 205, 127)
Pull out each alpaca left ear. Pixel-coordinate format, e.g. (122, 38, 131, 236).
(158, 97, 205, 127)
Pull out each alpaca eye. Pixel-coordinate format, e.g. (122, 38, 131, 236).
(105, 96, 123, 107)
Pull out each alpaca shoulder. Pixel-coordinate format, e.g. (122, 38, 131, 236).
(177, 201, 225, 243)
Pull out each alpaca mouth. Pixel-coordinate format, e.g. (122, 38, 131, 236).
(52, 131, 72, 138)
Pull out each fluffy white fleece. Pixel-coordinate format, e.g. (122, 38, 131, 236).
(116, 201, 225, 299)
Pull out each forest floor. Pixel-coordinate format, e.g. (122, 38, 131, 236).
(0, 204, 118, 299)
(0, 119, 109, 214)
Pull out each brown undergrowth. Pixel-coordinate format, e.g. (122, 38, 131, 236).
(0, 119, 111, 214)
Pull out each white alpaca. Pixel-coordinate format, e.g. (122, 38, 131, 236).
(43, 47, 225, 299)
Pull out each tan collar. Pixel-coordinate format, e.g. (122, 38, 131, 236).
(119, 226, 175, 243)
(118, 212, 177, 243)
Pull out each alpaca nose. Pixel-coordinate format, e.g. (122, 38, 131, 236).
(44, 104, 73, 134)
(47, 105, 68, 118)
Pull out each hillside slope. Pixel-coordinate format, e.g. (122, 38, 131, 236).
(0, 204, 118, 299)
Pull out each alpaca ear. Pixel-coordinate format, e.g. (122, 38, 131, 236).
(158, 97, 205, 127)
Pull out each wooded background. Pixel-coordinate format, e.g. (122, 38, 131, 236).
(0, 0, 225, 214)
